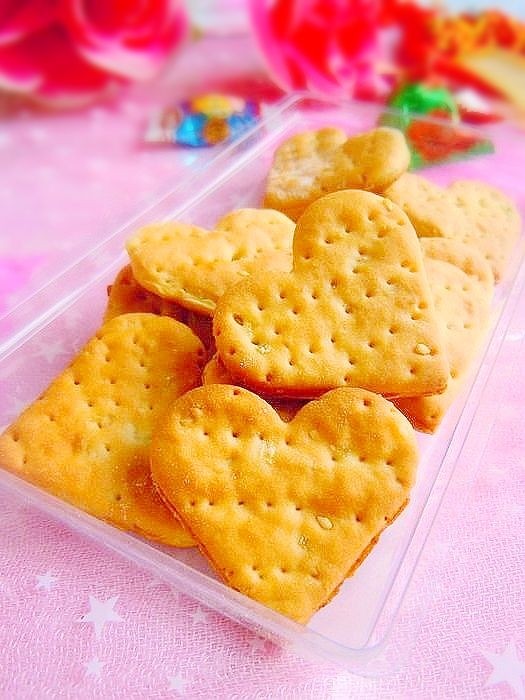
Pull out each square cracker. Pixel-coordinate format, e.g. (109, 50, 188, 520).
(150, 384, 418, 622)
(0, 313, 205, 546)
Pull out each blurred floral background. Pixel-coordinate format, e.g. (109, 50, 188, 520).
(0, 0, 189, 106)
(0, 0, 523, 113)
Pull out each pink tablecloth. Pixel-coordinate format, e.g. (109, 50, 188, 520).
(1, 34, 524, 699)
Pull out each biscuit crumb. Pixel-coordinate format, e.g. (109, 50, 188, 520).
(415, 343, 431, 356)
(316, 516, 333, 530)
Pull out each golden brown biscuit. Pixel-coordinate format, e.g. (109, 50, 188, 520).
(448, 179, 521, 282)
(263, 127, 348, 221)
(104, 265, 188, 323)
(105, 266, 215, 358)
(150, 384, 418, 623)
(419, 238, 494, 294)
(384, 173, 475, 239)
(0, 313, 205, 546)
(202, 354, 304, 421)
(186, 310, 215, 359)
(322, 127, 410, 193)
(394, 251, 493, 432)
(264, 127, 410, 221)
(385, 175, 521, 283)
(126, 208, 294, 316)
(214, 190, 449, 399)
(202, 353, 236, 385)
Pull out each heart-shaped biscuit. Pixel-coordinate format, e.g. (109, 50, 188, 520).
(384, 173, 476, 240)
(321, 126, 410, 193)
(214, 190, 449, 399)
(264, 127, 409, 221)
(419, 238, 494, 293)
(394, 240, 494, 432)
(150, 384, 418, 622)
(202, 354, 305, 422)
(104, 265, 215, 357)
(385, 175, 521, 282)
(104, 265, 188, 323)
(263, 127, 347, 221)
(0, 313, 205, 546)
(126, 208, 295, 316)
(448, 179, 521, 282)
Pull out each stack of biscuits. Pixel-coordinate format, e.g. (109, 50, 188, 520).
(0, 126, 520, 623)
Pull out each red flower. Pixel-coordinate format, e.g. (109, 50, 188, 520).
(249, 0, 391, 99)
(0, 0, 188, 107)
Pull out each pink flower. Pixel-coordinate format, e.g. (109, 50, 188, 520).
(0, 0, 188, 107)
(249, 0, 390, 99)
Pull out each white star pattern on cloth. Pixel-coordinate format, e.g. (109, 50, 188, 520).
(503, 500, 525, 519)
(28, 126, 49, 142)
(168, 674, 187, 694)
(482, 640, 525, 697)
(56, 145, 73, 158)
(247, 635, 268, 654)
(37, 166, 55, 181)
(8, 395, 29, 417)
(84, 657, 105, 680)
(78, 595, 123, 639)
(63, 305, 89, 331)
(35, 571, 57, 592)
(87, 158, 110, 172)
(145, 576, 168, 590)
(35, 338, 69, 364)
(0, 577, 18, 602)
(189, 606, 208, 625)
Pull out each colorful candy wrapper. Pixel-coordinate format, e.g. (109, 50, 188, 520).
(145, 93, 261, 147)
(454, 88, 503, 126)
(379, 83, 494, 169)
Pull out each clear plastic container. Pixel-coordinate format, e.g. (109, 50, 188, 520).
(1, 95, 524, 675)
